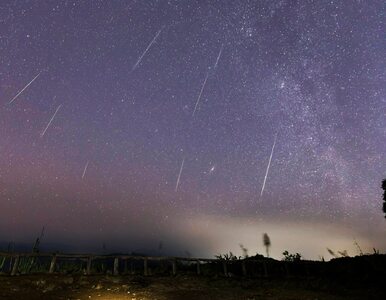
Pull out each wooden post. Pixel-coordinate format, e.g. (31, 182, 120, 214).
(304, 262, 310, 277)
(49, 254, 57, 273)
(284, 262, 290, 277)
(124, 259, 128, 275)
(263, 261, 268, 277)
(172, 259, 177, 276)
(241, 260, 247, 277)
(196, 260, 201, 275)
(11, 256, 20, 276)
(143, 257, 148, 276)
(27, 256, 35, 274)
(113, 257, 119, 276)
(79, 259, 83, 273)
(9, 257, 13, 272)
(222, 261, 228, 277)
(86, 256, 92, 275)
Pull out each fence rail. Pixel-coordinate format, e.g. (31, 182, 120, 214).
(0, 251, 320, 277)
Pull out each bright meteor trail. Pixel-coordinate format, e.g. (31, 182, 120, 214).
(260, 134, 278, 197)
(192, 72, 209, 117)
(8, 72, 41, 105)
(175, 158, 185, 192)
(40, 104, 62, 138)
(82, 161, 89, 180)
(132, 28, 163, 71)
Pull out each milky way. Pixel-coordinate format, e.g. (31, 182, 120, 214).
(0, 1, 385, 258)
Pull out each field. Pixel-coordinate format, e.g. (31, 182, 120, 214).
(0, 272, 383, 300)
(1, 254, 385, 300)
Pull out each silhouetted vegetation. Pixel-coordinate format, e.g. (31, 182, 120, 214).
(338, 250, 349, 257)
(239, 244, 248, 258)
(215, 252, 238, 261)
(263, 233, 271, 258)
(32, 227, 45, 254)
(353, 239, 363, 256)
(282, 250, 301, 262)
(246, 252, 268, 260)
(382, 178, 386, 218)
(327, 248, 338, 258)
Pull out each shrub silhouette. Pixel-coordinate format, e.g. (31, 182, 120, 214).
(215, 252, 238, 261)
(382, 179, 386, 218)
(338, 250, 349, 257)
(239, 244, 249, 258)
(327, 248, 338, 258)
(282, 250, 301, 261)
(263, 233, 271, 258)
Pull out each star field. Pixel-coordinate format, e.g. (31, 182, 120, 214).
(0, 0, 385, 258)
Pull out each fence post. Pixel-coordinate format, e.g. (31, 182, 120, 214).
(144, 257, 148, 276)
(130, 260, 135, 274)
(196, 260, 201, 275)
(11, 256, 20, 276)
(49, 254, 57, 274)
(113, 257, 119, 276)
(86, 256, 92, 275)
(172, 259, 177, 276)
(304, 262, 310, 277)
(123, 259, 128, 275)
(222, 261, 228, 277)
(27, 256, 35, 274)
(263, 261, 268, 277)
(284, 262, 290, 277)
(241, 260, 247, 276)
(9, 256, 13, 273)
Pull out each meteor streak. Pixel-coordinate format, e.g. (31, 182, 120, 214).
(260, 134, 277, 197)
(175, 158, 185, 192)
(132, 28, 163, 71)
(40, 104, 62, 138)
(82, 161, 89, 180)
(8, 72, 41, 105)
(214, 44, 223, 69)
(192, 72, 209, 117)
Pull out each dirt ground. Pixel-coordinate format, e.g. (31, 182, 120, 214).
(0, 274, 383, 300)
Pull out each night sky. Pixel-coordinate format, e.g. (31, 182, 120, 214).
(1, 1, 385, 259)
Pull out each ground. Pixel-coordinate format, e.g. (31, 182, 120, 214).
(0, 274, 383, 300)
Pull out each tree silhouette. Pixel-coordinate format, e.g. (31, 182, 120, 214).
(263, 233, 271, 258)
(382, 179, 386, 218)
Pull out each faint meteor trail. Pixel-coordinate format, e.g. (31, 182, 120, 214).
(175, 158, 185, 192)
(82, 161, 89, 180)
(260, 134, 278, 197)
(8, 72, 41, 105)
(192, 46, 222, 116)
(214, 44, 223, 69)
(192, 72, 209, 117)
(40, 104, 62, 137)
(132, 28, 163, 71)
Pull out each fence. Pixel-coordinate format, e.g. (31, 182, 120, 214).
(0, 252, 321, 278)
